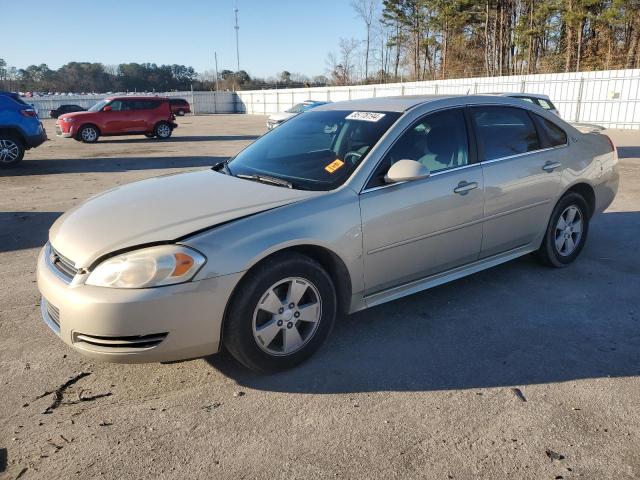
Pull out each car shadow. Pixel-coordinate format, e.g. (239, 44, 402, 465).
(616, 146, 640, 158)
(0, 448, 6, 473)
(1, 156, 227, 176)
(206, 211, 640, 394)
(97, 135, 260, 144)
(0, 211, 63, 252)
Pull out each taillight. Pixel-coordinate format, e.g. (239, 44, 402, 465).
(20, 109, 38, 118)
(604, 134, 617, 157)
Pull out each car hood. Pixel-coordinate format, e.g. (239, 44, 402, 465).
(269, 112, 296, 122)
(49, 169, 320, 268)
(58, 111, 93, 120)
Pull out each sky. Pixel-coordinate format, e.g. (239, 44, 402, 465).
(1, 0, 367, 79)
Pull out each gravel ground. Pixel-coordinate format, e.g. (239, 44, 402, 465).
(1, 116, 639, 480)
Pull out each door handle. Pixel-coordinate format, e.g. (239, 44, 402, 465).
(453, 181, 478, 195)
(542, 161, 561, 172)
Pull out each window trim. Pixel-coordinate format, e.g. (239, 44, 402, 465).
(361, 106, 476, 192)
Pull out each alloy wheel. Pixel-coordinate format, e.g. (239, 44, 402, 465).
(555, 205, 583, 256)
(81, 127, 97, 142)
(156, 124, 171, 138)
(0, 139, 20, 163)
(252, 277, 322, 356)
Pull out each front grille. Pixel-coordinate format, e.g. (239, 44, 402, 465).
(73, 333, 168, 352)
(46, 301, 61, 328)
(41, 297, 61, 334)
(49, 245, 78, 281)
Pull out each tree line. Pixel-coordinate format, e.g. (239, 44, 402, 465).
(327, 0, 640, 85)
(0, 58, 330, 93)
(0, 60, 200, 93)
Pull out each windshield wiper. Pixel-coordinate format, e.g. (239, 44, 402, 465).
(235, 173, 293, 189)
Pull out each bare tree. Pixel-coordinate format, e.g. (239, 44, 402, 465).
(326, 38, 361, 85)
(351, 0, 378, 81)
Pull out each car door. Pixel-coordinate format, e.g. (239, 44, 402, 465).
(127, 100, 150, 132)
(359, 108, 484, 295)
(101, 99, 128, 134)
(471, 105, 564, 258)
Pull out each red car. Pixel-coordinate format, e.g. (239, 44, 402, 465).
(169, 98, 191, 116)
(56, 96, 178, 143)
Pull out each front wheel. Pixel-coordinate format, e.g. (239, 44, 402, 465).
(0, 136, 25, 167)
(537, 192, 590, 267)
(177, 109, 185, 116)
(78, 125, 99, 143)
(154, 122, 172, 139)
(224, 253, 337, 373)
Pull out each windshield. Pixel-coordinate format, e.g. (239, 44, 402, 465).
(227, 110, 401, 191)
(88, 99, 108, 112)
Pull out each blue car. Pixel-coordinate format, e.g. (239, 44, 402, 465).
(266, 100, 330, 130)
(0, 91, 47, 167)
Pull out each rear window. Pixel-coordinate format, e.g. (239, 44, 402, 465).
(2, 93, 30, 106)
(133, 100, 161, 110)
(471, 106, 540, 161)
(536, 98, 556, 111)
(536, 115, 567, 147)
(170, 99, 187, 105)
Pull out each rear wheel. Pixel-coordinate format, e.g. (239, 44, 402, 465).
(537, 192, 590, 267)
(154, 122, 172, 139)
(78, 125, 99, 143)
(177, 109, 185, 116)
(0, 136, 25, 167)
(224, 253, 337, 373)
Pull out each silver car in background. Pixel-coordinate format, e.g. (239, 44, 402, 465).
(37, 95, 619, 372)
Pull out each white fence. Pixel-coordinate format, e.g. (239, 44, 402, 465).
(26, 69, 640, 128)
(236, 69, 640, 129)
(29, 91, 237, 119)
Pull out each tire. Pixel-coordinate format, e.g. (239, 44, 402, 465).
(78, 125, 99, 143)
(177, 109, 185, 116)
(537, 192, 590, 267)
(224, 253, 337, 373)
(144, 133, 156, 138)
(154, 121, 172, 139)
(0, 135, 25, 167)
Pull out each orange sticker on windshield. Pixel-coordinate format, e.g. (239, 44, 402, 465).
(325, 159, 345, 174)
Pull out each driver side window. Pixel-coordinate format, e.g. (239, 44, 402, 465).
(108, 100, 124, 111)
(367, 108, 469, 188)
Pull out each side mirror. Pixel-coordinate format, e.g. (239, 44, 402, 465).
(103, 106, 112, 112)
(384, 159, 430, 183)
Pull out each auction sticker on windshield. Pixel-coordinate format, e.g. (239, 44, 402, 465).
(345, 111, 386, 122)
(325, 159, 345, 173)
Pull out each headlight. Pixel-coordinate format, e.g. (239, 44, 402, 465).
(62, 117, 75, 123)
(86, 245, 206, 288)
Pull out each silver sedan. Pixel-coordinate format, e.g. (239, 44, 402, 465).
(37, 95, 619, 372)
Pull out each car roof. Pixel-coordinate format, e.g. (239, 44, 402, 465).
(107, 96, 169, 101)
(313, 94, 552, 113)
(488, 92, 552, 100)
(312, 95, 453, 112)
